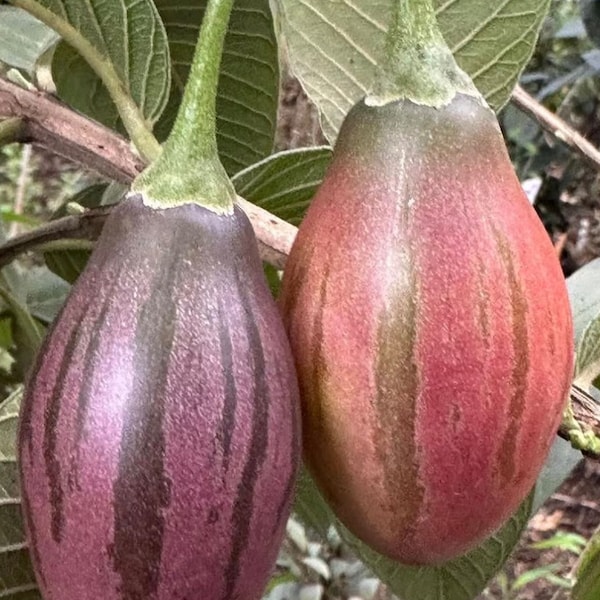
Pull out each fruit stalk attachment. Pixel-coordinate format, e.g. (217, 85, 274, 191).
(367, 0, 479, 108)
(132, 0, 236, 213)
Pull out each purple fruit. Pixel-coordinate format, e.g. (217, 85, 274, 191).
(19, 194, 301, 600)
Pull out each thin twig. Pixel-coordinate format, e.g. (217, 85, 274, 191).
(10, 144, 32, 238)
(550, 493, 600, 512)
(0, 77, 144, 183)
(0, 206, 111, 269)
(512, 85, 600, 171)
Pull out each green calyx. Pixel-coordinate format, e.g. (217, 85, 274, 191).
(131, 0, 236, 214)
(132, 154, 235, 214)
(366, 0, 482, 109)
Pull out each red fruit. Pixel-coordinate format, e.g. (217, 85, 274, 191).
(280, 94, 574, 565)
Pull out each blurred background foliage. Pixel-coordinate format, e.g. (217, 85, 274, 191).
(503, 0, 600, 275)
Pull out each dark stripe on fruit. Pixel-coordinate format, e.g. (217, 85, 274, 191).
(307, 260, 330, 430)
(475, 255, 491, 351)
(69, 265, 124, 492)
(21, 295, 73, 463)
(111, 253, 177, 600)
(43, 320, 83, 543)
(222, 271, 270, 600)
(495, 230, 529, 484)
(216, 298, 237, 474)
(375, 221, 422, 536)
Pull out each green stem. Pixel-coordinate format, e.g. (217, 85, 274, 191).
(132, 0, 236, 213)
(388, 0, 442, 52)
(366, 0, 480, 108)
(13, 0, 162, 163)
(37, 239, 96, 253)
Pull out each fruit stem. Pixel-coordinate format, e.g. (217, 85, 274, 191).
(132, 0, 236, 213)
(366, 0, 481, 108)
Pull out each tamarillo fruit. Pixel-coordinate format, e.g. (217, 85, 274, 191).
(18, 194, 301, 599)
(279, 94, 574, 565)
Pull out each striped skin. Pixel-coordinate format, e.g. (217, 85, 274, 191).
(280, 94, 574, 565)
(18, 195, 301, 600)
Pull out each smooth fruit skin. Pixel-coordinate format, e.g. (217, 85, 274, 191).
(280, 94, 574, 565)
(19, 195, 301, 600)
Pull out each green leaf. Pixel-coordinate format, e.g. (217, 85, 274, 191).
(13, 0, 171, 126)
(275, 0, 551, 141)
(232, 147, 332, 224)
(0, 214, 27, 306)
(45, 248, 90, 285)
(263, 263, 282, 297)
(531, 437, 581, 513)
(567, 257, 600, 388)
(0, 217, 40, 379)
(0, 389, 21, 458)
(23, 266, 70, 324)
(545, 574, 574, 588)
(0, 318, 16, 386)
(512, 563, 562, 590)
(293, 467, 334, 539)
(531, 532, 587, 554)
(294, 467, 532, 600)
(0, 318, 13, 351)
(0, 212, 39, 228)
(0, 285, 42, 365)
(0, 6, 58, 74)
(154, 0, 280, 174)
(573, 523, 600, 600)
(0, 387, 41, 600)
(52, 42, 120, 130)
(437, 0, 550, 110)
